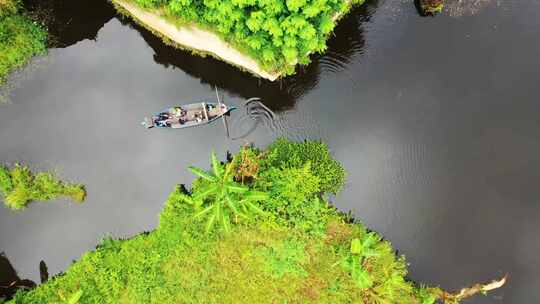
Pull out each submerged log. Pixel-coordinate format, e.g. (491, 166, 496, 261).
(418, 0, 445, 15)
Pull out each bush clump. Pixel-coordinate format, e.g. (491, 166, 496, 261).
(264, 138, 346, 193)
(123, 0, 365, 75)
(0, 164, 86, 210)
(0, 0, 47, 85)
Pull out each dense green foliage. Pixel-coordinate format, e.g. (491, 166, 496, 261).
(264, 138, 346, 193)
(124, 0, 364, 75)
(8, 139, 483, 303)
(0, 0, 47, 85)
(0, 164, 86, 210)
(182, 152, 268, 232)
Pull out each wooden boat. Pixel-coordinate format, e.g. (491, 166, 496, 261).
(142, 102, 235, 129)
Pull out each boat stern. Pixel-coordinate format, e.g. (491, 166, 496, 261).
(141, 117, 155, 129)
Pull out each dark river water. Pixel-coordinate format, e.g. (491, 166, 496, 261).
(1, 0, 540, 302)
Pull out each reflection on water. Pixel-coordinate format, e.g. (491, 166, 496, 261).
(24, 0, 115, 48)
(445, 0, 503, 17)
(119, 3, 375, 112)
(0, 253, 36, 300)
(230, 98, 277, 140)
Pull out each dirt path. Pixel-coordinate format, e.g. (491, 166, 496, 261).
(113, 0, 280, 81)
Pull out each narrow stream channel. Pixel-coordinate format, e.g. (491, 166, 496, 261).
(1, 0, 539, 302)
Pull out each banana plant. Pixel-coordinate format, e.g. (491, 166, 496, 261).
(338, 233, 382, 289)
(185, 152, 268, 233)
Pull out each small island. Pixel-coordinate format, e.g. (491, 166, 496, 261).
(112, 0, 365, 80)
(0, 164, 86, 210)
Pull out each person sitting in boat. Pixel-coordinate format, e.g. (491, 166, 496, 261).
(155, 112, 172, 126)
(172, 107, 184, 117)
(156, 119, 168, 127)
(195, 112, 203, 123)
(157, 113, 170, 121)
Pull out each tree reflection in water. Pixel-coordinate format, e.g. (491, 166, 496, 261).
(119, 2, 378, 112)
(0, 253, 39, 301)
(23, 0, 116, 48)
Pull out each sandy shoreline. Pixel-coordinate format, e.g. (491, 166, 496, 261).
(113, 0, 280, 81)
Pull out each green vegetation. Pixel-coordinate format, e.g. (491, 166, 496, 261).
(118, 0, 364, 75)
(8, 139, 501, 303)
(0, 164, 86, 210)
(0, 0, 47, 85)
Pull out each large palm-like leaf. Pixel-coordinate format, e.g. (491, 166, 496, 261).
(186, 152, 268, 233)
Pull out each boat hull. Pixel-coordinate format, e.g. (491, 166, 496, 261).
(142, 102, 235, 129)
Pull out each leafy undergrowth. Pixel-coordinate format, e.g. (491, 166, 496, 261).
(9, 139, 497, 303)
(0, 0, 47, 85)
(0, 164, 86, 210)
(118, 0, 364, 76)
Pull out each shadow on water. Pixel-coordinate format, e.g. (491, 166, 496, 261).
(118, 2, 377, 112)
(0, 253, 42, 300)
(20, 0, 376, 112)
(23, 0, 116, 48)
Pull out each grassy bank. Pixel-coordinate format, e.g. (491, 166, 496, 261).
(8, 139, 502, 303)
(0, 164, 86, 210)
(114, 0, 364, 78)
(0, 0, 47, 85)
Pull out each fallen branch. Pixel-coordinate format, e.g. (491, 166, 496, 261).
(439, 274, 508, 302)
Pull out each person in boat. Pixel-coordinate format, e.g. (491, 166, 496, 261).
(155, 112, 173, 127)
(172, 107, 183, 117)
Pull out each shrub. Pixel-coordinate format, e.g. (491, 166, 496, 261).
(0, 0, 20, 19)
(0, 164, 86, 210)
(264, 138, 346, 194)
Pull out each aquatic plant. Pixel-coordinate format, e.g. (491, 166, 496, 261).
(0, 0, 47, 85)
(0, 164, 86, 210)
(418, 0, 444, 15)
(115, 0, 365, 76)
(7, 140, 504, 303)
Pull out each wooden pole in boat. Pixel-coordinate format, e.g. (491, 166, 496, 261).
(215, 86, 230, 138)
(202, 102, 209, 121)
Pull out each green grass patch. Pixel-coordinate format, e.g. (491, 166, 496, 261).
(0, 0, 47, 85)
(8, 139, 498, 303)
(0, 164, 86, 210)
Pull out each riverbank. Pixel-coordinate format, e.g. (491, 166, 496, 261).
(0, 0, 47, 85)
(7, 140, 503, 303)
(112, 0, 363, 80)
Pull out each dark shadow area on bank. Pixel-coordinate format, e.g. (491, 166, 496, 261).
(23, 0, 116, 48)
(117, 2, 378, 112)
(21, 0, 378, 112)
(0, 253, 48, 301)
